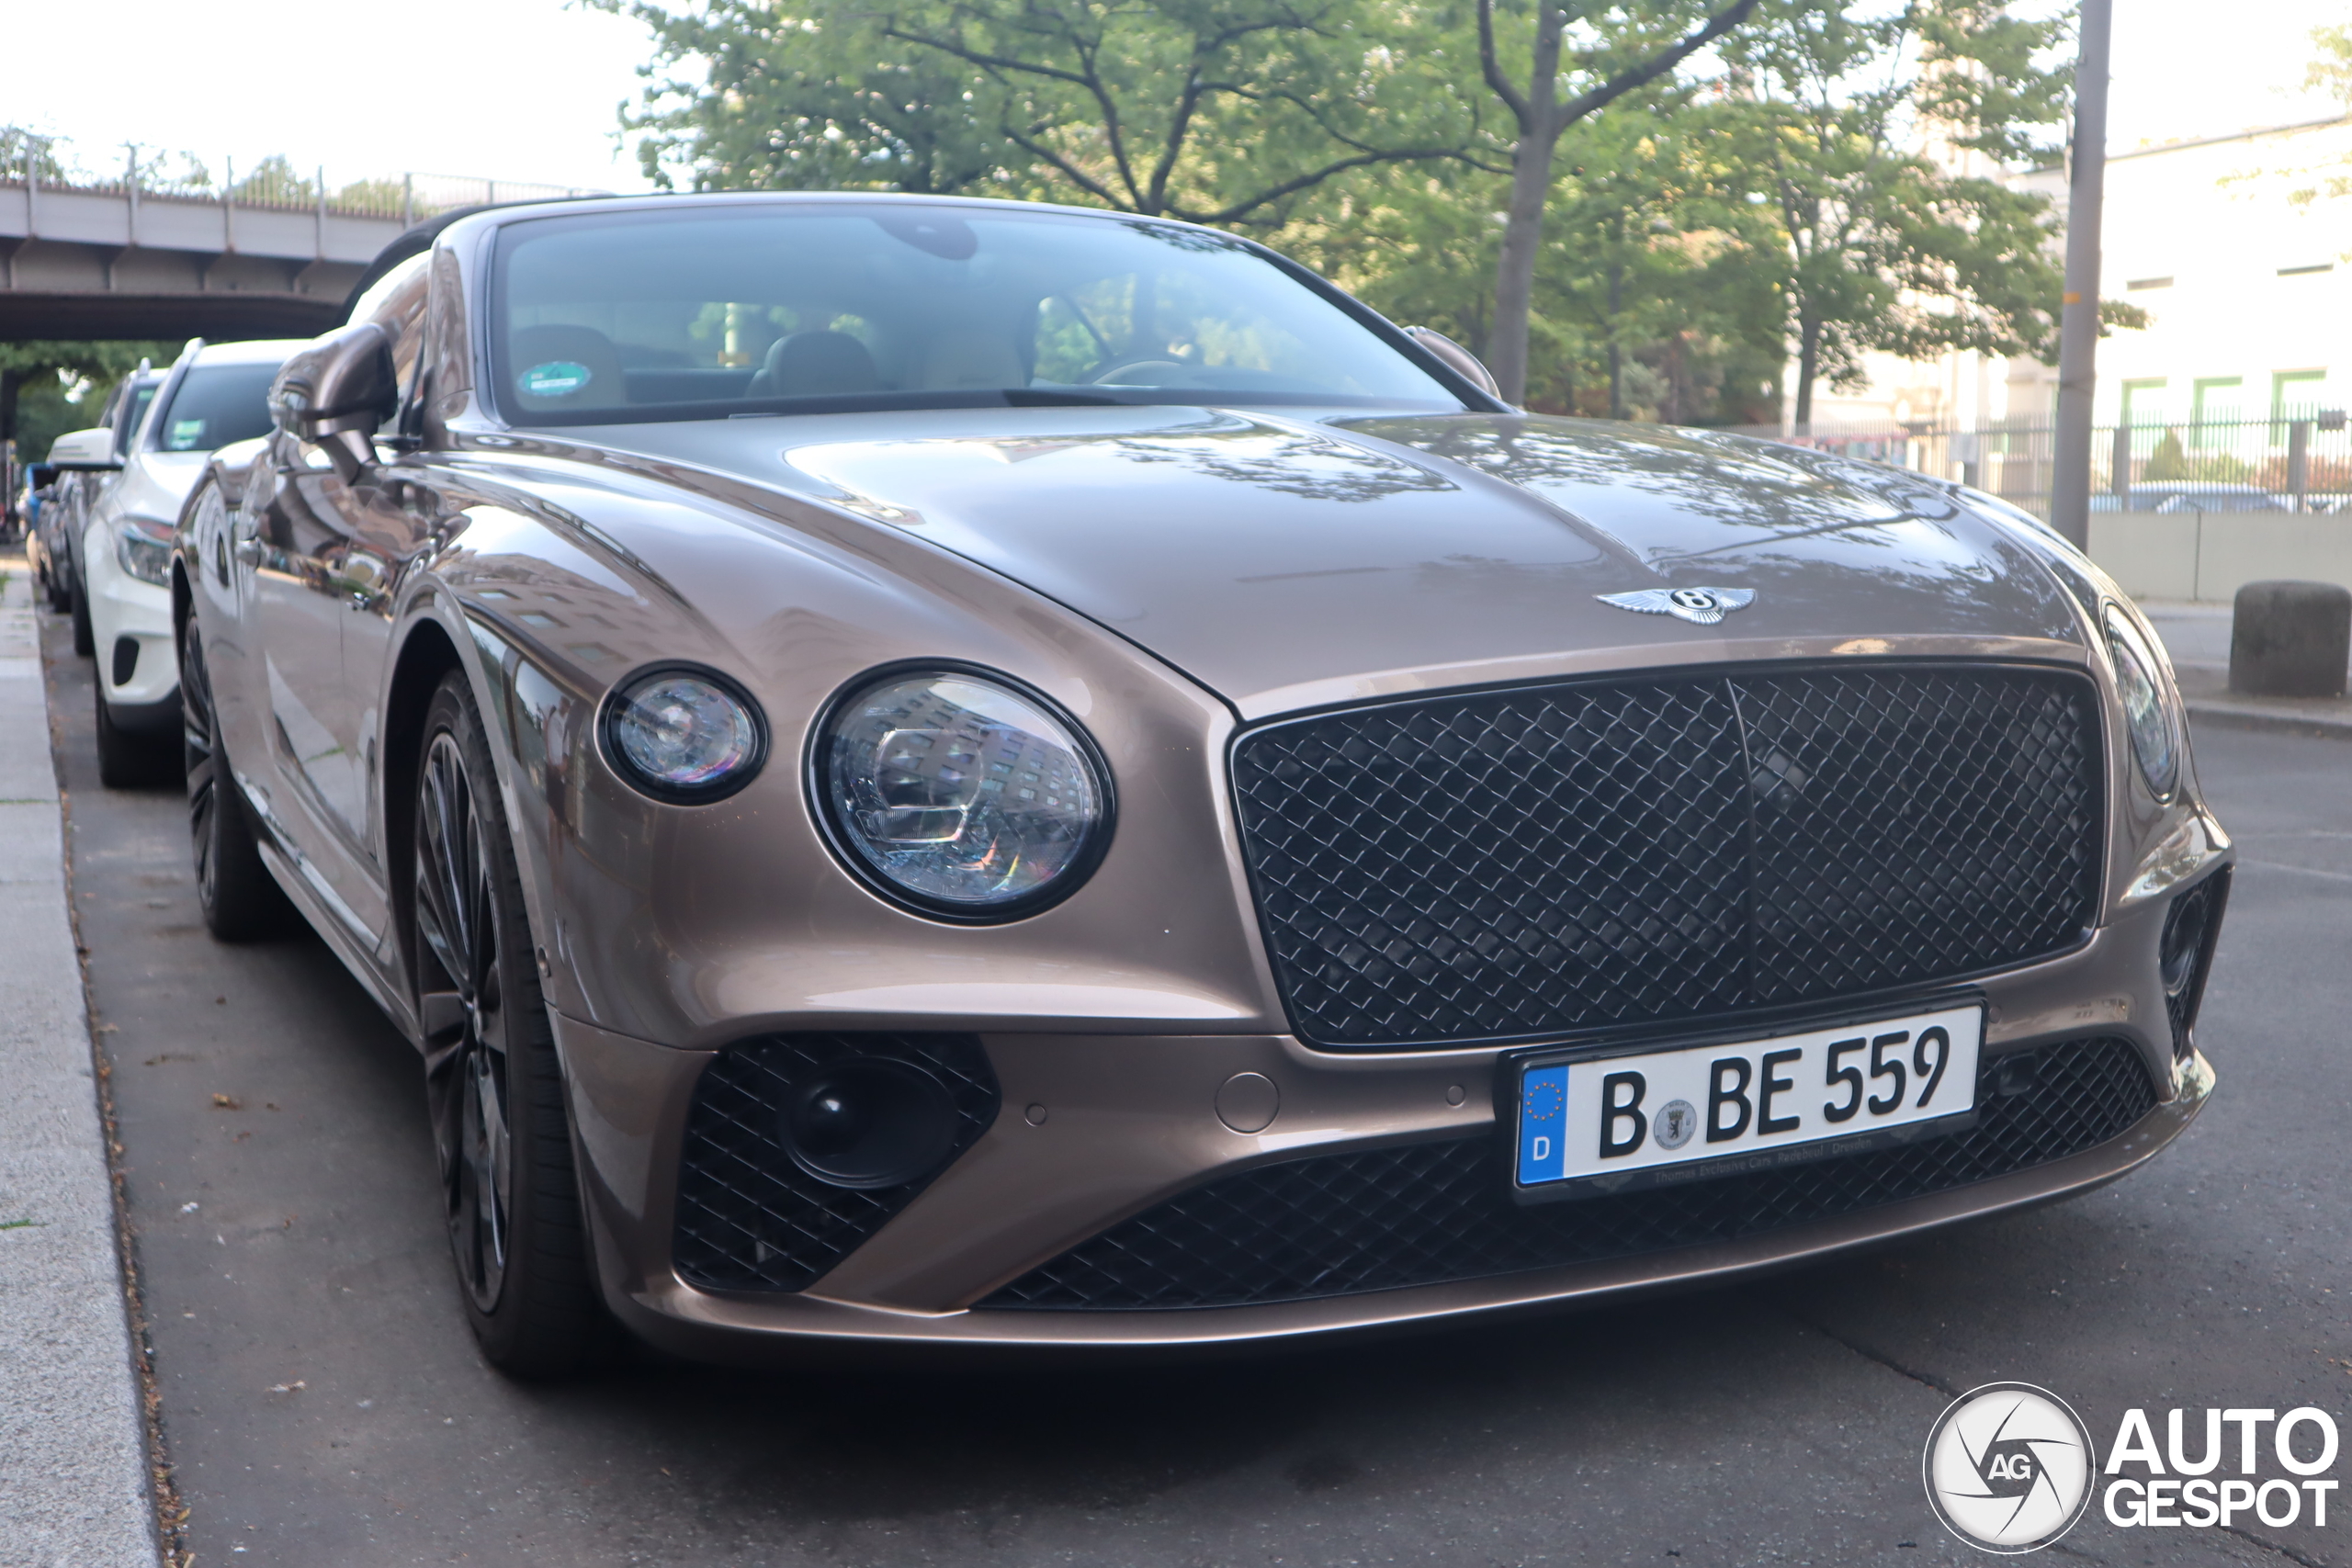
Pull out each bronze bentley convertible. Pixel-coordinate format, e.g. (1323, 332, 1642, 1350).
(175, 193, 2230, 1374)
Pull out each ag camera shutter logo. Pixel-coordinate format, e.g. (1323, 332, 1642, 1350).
(1923, 1382, 2096, 1553)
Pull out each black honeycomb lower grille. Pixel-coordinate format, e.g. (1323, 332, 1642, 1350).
(983, 1035, 2155, 1312)
(1231, 663, 2102, 1047)
(673, 1033, 999, 1293)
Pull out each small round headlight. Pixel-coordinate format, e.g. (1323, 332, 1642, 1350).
(2103, 607, 2180, 800)
(602, 667, 766, 801)
(815, 667, 1112, 919)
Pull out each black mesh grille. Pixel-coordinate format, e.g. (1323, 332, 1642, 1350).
(984, 1035, 2154, 1312)
(673, 1033, 999, 1293)
(1231, 664, 2102, 1048)
(2159, 869, 2231, 1059)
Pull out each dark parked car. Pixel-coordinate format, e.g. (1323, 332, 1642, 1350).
(175, 194, 2231, 1375)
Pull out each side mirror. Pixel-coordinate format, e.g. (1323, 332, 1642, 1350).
(271, 322, 397, 483)
(46, 427, 123, 472)
(1403, 325, 1502, 400)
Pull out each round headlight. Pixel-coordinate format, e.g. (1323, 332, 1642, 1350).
(815, 668, 1112, 919)
(601, 666, 767, 801)
(2103, 608, 2179, 800)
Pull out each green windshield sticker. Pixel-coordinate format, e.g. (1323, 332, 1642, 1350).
(167, 419, 207, 450)
(520, 361, 593, 397)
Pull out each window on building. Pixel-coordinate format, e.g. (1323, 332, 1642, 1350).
(2191, 377, 2243, 450)
(2272, 370, 2328, 435)
(2120, 379, 2169, 456)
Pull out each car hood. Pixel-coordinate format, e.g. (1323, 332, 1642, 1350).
(585, 407, 2086, 716)
(112, 451, 212, 526)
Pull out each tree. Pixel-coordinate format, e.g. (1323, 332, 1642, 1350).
(607, 0, 1484, 226)
(0, 127, 69, 184)
(603, 0, 1006, 194)
(2218, 24, 2352, 215)
(1726, 0, 2071, 427)
(1531, 96, 1782, 419)
(1, 342, 177, 468)
(1474, 0, 1760, 404)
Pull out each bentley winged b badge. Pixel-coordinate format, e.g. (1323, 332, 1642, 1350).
(1596, 586, 1757, 626)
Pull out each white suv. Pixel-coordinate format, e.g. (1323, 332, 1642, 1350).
(64, 339, 300, 784)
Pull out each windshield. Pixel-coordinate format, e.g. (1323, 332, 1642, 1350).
(153, 363, 282, 453)
(111, 381, 160, 454)
(491, 206, 1458, 424)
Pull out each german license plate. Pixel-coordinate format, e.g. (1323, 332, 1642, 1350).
(1510, 1002, 1984, 1200)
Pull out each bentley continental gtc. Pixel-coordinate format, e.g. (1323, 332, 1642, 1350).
(174, 193, 2231, 1374)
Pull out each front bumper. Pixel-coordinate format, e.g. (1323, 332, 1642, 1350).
(84, 527, 176, 709)
(554, 887, 2221, 1360)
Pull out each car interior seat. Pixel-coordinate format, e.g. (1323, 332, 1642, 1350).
(507, 325, 629, 413)
(747, 332, 883, 399)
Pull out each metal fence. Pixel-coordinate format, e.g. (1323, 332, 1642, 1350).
(1733, 412, 2352, 517)
(1, 135, 604, 227)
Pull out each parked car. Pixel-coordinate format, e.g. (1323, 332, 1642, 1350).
(39, 367, 165, 626)
(177, 193, 2231, 1376)
(12, 463, 54, 552)
(2093, 481, 2292, 513)
(51, 339, 299, 784)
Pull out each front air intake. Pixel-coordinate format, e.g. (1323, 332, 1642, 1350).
(672, 1032, 999, 1292)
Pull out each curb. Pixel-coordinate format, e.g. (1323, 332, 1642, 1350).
(2186, 698, 2352, 741)
(0, 558, 164, 1566)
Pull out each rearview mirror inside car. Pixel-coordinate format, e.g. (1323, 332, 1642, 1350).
(270, 322, 398, 482)
(46, 428, 123, 472)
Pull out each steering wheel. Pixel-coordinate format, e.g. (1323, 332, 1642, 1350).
(1083, 357, 1192, 387)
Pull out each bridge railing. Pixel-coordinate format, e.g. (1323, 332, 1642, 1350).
(0, 141, 604, 229)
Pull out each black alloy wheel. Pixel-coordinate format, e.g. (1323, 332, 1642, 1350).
(412, 672, 612, 1376)
(181, 614, 286, 940)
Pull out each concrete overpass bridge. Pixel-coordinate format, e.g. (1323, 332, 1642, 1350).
(0, 169, 597, 342)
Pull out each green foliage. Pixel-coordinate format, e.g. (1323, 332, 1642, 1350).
(0, 127, 69, 182)
(231, 155, 320, 207)
(2305, 22, 2352, 109)
(601, 0, 2075, 428)
(2, 342, 177, 459)
(1722, 0, 2068, 424)
(2099, 298, 2150, 336)
(2141, 428, 2188, 482)
(601, 0, 1482, 224)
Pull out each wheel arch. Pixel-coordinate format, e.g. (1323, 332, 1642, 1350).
(381, 611, 469, 1009)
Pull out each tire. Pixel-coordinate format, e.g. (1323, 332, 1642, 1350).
(69, 571, 95, 658)
(182, 615, 288, 940)
(413, 671, 614, 1377)
(94, 678, 174, 789)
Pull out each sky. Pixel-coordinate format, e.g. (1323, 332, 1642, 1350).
(2, 0, 2344, 199)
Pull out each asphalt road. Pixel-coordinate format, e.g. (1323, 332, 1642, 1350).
(40, 598, 2350, 1568)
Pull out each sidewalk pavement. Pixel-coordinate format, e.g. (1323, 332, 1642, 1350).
(2141, 600, 2352, 741)
(0, 556, 160, 1567)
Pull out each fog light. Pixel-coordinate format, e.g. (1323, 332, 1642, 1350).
(781, 1058, 959, 1189)
(2160, 888, 2212, 998)
(2158, 870, 2229, 1058)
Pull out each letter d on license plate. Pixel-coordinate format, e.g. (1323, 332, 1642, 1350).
(1510, 1002, 1984, 1201)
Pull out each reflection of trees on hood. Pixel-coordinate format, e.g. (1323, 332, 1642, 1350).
(1346, 414, 1900, 533)
(1340, 413, 2075, 638)
(1113, 427, 1457, 505)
